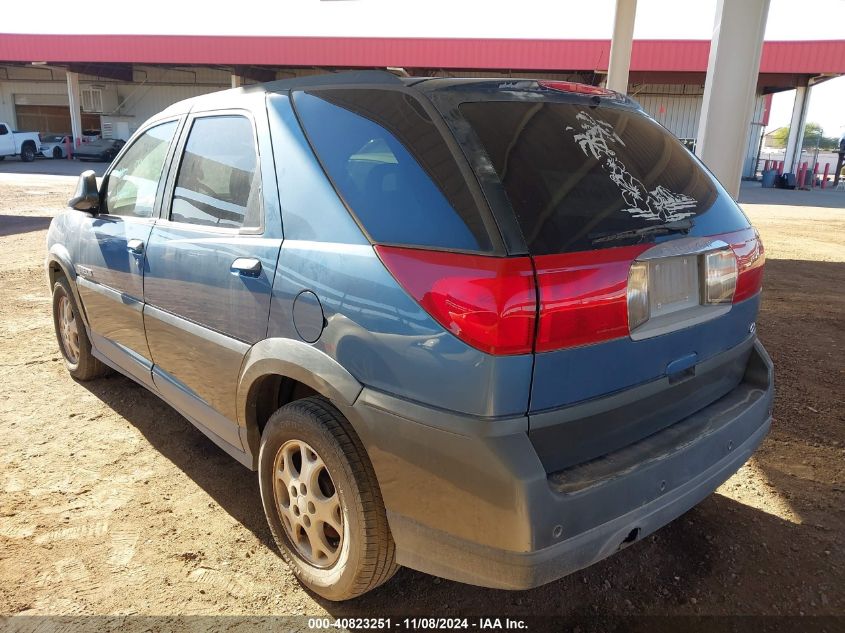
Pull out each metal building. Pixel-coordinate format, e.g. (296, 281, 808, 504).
(1, 34, 843, 183)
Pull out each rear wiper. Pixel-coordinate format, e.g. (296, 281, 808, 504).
(589, 218, 693, 245)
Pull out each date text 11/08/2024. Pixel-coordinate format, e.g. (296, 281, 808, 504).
(307, 618, 529, 630)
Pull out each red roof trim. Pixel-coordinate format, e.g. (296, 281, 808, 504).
(1, 35, 844, 74)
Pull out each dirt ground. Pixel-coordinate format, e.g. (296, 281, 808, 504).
(0, 173, 843, 626)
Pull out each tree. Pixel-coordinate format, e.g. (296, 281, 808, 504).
(818, 136, 839, 151)
(766, 122, 837, 151)
(802, 122, 824, 150)
(767, 126, 789, 148)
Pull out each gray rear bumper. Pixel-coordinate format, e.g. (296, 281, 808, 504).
(343, 339, 774, 590)
(387, 414, 769, 589)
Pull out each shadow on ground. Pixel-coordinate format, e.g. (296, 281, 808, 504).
(0, 214, 53, 236)
(319, 493, 837, 619)
(0, 159, 106, 178)
(79, 374, 277, 552)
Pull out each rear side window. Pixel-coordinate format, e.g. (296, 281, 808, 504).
(170, 115, 261, 230)
(458, 101, 749, 255)
(293, 89, 494, 252)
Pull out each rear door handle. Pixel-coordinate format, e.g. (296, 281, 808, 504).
(231, 257, 262, 278)
(127, 239, 145, 255)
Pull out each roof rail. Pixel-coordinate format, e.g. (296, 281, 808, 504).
(254, 69, 404, 93)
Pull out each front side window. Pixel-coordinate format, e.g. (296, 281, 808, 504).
(170, 115, 261, 230)
(103, 121, 177, 217)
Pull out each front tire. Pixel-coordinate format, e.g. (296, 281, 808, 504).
(258, 396, 398, 601)
(51, 277, 109, 381)
(20, 143, 36, 162)
(52, 146, 63, 159)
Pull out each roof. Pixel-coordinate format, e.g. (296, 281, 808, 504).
(1, 35, 844, 74)
(158, 72, 639, 116)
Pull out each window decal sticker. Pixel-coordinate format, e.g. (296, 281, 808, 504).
(568, 111, 697, 222)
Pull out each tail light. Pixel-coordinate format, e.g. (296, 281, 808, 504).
(702, 249, 738, 304)
(627, 261, 650, 330)
(377, 229, 764, 356)
(374, 246, 536, 355)
(538, 81, 613, 96)
(535, 245, 650, 351)
(730, 229, 765, 303)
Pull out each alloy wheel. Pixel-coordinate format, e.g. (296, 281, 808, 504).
(272, 439, 344, 568)
(58, 295, 80, 364)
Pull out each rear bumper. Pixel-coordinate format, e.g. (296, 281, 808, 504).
(388, 416, 769, 589)
(344, 339, 773, 590)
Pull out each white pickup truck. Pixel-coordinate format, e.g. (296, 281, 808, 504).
(0, 122, 41, 162)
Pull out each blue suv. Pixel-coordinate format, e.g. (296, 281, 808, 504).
(46, 71, 773, 600)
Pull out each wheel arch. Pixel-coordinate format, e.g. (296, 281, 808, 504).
(238, 338, 363, 466)
(46, 246, 90, 328)
(20, 139, 37, 159)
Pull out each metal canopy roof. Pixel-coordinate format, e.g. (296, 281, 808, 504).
(1, 35, 844, 75)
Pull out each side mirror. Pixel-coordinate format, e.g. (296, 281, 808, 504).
(69, 170, 100, 212)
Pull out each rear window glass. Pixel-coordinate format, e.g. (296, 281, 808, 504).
(458, 101, 749, 255)
(293, 89, 494, 252)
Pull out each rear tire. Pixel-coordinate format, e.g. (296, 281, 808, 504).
(21, 143, 36, 162)
(258, 396, 398, 601)
(51, 277, 109, 381)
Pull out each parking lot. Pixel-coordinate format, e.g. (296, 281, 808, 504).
(0, 157, 108, 178)
(0, 166, 843, 622)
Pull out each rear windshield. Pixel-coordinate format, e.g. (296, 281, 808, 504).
(293, 89, 495, 252)
(458, 100, 749, 255)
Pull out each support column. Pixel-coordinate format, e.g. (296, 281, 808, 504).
(606, 0, 637, 94)
(783, 83, 811, 175)
(66, 71, 82, 148)
(231, 74, 243, 89)
(695, 0, 770, 198)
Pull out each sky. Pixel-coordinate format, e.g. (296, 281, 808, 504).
(768, 78, 845, 140)
(5, 0, 845, 40)
(3, 0, 844, 134)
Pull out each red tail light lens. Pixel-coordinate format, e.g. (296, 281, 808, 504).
(729, 228, 765, 303)
(375, 246, 536, 355)
(534, 245, 651, 352)
(378, 229, 763, 356)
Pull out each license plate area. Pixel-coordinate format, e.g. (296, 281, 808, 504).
(649, 255, 699, 318)
(630, 250, 732, 341)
